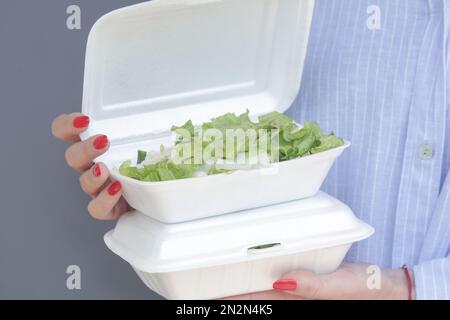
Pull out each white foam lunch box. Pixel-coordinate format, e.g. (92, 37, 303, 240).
(79, 0, 353, 223)
(105, 192, 374, 300)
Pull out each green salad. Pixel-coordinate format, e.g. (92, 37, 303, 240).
(119, 111, 345, 182)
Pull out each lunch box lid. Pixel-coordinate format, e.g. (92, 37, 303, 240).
(80, 0, 315, 146)
(104, 192, 374, 273)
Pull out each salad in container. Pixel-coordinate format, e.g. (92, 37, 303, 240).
(112, 110, 350, 223)
(79, 0, 330, 223)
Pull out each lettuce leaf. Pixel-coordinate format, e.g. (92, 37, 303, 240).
(203, 110, 256, 132)
(137, 150, 147, 164)
(310, 134, 345, 154)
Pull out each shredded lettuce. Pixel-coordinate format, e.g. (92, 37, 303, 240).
(119, 159, 197, 182)
(119, 111, 345, 181)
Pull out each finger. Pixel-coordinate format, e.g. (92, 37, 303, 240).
(87, 181, 128, 220)
(88, 196, 129, 221)
(65, 134, 109, 172)
(79, 163, 110, 197)
(51, 113, 90, 143)
(222, 290, 305, 300)
(273, 269, 328, 299)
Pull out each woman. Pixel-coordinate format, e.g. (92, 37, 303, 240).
(52, 0, 450, 299)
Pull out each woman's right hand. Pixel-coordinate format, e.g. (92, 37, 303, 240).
(51, 113, 130, 220)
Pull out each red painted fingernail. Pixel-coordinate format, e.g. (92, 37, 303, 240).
(73, 116, 90, 128)
(92, 164, 101, 177)
(273, 279, 297, 291)
(93, 135, 108, 150)
(108, 181, 121, 196)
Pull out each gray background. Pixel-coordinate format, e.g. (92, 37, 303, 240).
(0, 0, 162, 299)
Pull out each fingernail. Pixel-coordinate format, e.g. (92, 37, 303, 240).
(73, 116, 90, 128)
(273, 279, 297, 291)
(92, 164, 101, 177)
(93, 135, 108, 150)
(108, 181, 121, 196)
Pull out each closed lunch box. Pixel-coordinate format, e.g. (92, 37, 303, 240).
(104, 192, 374, 299)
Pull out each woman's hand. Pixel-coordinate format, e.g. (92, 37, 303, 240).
(51, 113, 130, 220)
(225, 263, 415, 300)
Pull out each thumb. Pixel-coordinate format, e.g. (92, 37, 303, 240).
(272, 269, 328, 299)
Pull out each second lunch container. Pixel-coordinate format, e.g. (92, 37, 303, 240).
(105, 192, 374, 299)
(78, 0, 352, 223)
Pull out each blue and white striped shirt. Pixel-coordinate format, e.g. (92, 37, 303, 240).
(286, 0, 450, 299)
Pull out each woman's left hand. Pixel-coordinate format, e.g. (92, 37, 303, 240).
(224, 263, 414, 300)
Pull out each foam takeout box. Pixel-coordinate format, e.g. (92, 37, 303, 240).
(79, 0, 352, 223)
(105, 192, 374, 299)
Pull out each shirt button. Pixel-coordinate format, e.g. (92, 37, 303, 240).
(419, 144, 433, 160)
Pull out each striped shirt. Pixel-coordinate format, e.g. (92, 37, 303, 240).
(286, 0, 450, 299)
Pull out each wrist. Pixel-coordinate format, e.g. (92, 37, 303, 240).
(386, 267, 416, 300)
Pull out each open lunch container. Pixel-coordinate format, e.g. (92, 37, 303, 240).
(105, 192, 374, 299)
(79, 0, 352, 223)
